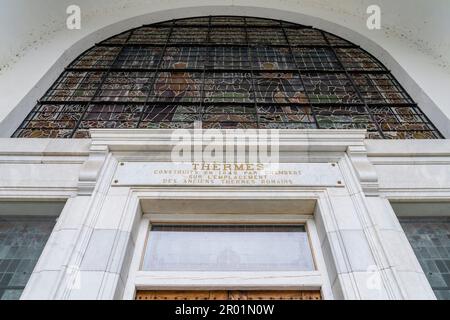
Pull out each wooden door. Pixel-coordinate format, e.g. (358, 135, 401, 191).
(135, 290, 321, 300)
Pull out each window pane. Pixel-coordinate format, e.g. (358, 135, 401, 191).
(142, 225, 315, 271)
(302, 73, 360, 104)
(13, 16, 443, 140)
(0, 216, 56, 300)
(399, 217, 450, 300)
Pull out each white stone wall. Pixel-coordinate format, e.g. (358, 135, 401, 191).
(0, 1, 449, 300)
(0, 130, 447, 299)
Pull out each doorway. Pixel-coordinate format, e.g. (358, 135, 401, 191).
(135, 290, 322, 300)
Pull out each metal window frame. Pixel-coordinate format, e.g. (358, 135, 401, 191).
(12, 15, 443, 139)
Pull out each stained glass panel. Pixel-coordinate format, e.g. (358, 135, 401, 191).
(42, 71, 105, 102)
(293, 47, 341, 70)
(209, 47, 251, 69)
(210, 28, 246, 44)
(170, 28, 208, 44)
(114, 46, 163, 69)
(70, 47, 121, 69)
(324, 32, 352, 46)
(254, 72, 307, 103)
(151, 71, 202, 102)
(175, 17, 210, 25)
(314, 105, 377, 131)
(101, 31, 132, 45)
(247, 28, 287, 45)
(211, 16, 246, 26)
(302, 73, 360, 103)
(399, 217, 450, 300)
(204, 72, 253, 103)
(161, 47, 207, 69)
(286, 28, 327, 45)
(0, 216, 56, 300)
(13, 16, 442, 139)
(245, 17, 281, 26)
(128, 27, 170, 44)
(335, 48, 385, 71)
(95, 72, 154, 102)
(354, 73, 413, 104)
(79, 104, 144, 129)
(252, 47, 296, 70)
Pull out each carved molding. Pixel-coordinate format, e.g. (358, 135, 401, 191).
(77, 144, 109, 195)
(81, 129, 372, 194)
(347, 145, 379, 195)
(89, 129, 367, 153)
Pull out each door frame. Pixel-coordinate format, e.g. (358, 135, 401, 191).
(123, 206, 333, 300)
(135, 289, 322, 300)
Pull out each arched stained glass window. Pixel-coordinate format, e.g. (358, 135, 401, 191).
(13, 16, 443, 139)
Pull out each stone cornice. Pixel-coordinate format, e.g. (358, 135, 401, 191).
(89, 129, 367, 152)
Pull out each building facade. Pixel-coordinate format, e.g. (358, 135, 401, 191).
(0, 1, 449, 300)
